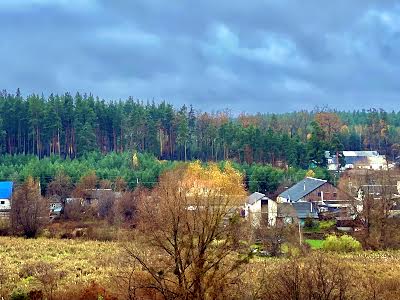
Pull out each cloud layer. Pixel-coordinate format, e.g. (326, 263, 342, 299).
(1, 0, 399, 112)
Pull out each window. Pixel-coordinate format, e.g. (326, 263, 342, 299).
(333, 192, 337, 198)
(317, 192, 322, 197)
(0, 201, 5, 205)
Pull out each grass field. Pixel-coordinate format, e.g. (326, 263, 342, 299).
(1, 237, 400, 299)
(0, 237, 123, 299)
(305, 239, 324, 249)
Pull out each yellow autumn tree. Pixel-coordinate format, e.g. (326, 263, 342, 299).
(306, 169, 316, 178)
(132, 152, 139, 168)
(127, 161, 248, 300)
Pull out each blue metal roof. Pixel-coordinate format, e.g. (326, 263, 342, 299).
(279, 177, 326, 202)
(292, 202, 318, 219)
(0, 182, 13, 199)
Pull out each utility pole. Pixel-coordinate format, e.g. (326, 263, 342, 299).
(298, 221, 302, 245)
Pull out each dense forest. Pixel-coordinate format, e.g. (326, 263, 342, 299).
(2, 89, 400, 169)
(0, 152, 331, 196)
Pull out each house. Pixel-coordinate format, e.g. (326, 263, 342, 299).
(0, 181, 13, 218)
(78, 189, 121, 206)
(277, 177, 354, 219)
(48, 195, 63, 218)
(277, 177, 341, 204)
(390, 200, 400, 218)
(325, 151, 388, 171)
(244, 192, 277, 227)
(353, 182, 400, 218)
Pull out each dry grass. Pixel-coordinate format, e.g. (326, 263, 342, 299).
(1, 237, 400, 299)
(0, 237, 121, 299)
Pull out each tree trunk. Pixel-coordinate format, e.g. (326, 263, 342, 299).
(184, 141, 187, 162)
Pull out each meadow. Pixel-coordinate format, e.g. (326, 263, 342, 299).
(0, 237, 122, 299)
(1, 237, 400, 299)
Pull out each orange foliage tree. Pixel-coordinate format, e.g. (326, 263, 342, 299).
(127, 161, 249, 299)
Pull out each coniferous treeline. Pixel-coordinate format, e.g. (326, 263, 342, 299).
(1, 89, 400, 167)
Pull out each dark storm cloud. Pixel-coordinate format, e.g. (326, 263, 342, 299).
(0, 0, 399, 112)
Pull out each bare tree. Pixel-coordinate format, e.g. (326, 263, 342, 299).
(73, 171, 98, 199)
(127, 162, 249, 299)
(114, 177, 128, 192)
(11, 177, 48, 238)
(97, 189, 116, 221)
(254, 223, 300, 257)
(340, 168, 400, 249)
(47, 172, 73, 214)
(114, 190, 141, 225)
(99, 179, 112, 189)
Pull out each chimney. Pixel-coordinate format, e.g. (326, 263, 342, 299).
(304, 181, 306, 191)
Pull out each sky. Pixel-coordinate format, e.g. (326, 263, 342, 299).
(1, 0, 400, 113)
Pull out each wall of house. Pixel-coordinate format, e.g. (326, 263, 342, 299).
(267, 200, 277, 226)
(246, 200, 262, 227)
(302, 183, 349, 202)
(0, 198, 11, 211)
(246, 199, 277, 227)
(276, 196, 289, 203)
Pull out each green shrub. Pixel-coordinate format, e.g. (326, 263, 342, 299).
(322, 234, 362, 252)
(319, 220, 336, 231)
(304, 217, 316, 229)
(10, 289, 29, 300)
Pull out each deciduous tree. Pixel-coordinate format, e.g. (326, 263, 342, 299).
(128, 161, 249, 299)
(11, 177, 48, 238)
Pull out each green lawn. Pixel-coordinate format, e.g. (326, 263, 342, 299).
(305, 239, 324, 249)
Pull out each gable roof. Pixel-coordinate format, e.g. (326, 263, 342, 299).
(0, 182, 13, 199)
(325, 150, 380, 158)
(278, 177, 326, 202)
(247, 192, 266, 205)
(277, 203, 297, 218)
(325, 151, 386, 166)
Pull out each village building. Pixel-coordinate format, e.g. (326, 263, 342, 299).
(48, 195, 63, 218)
(0, 181, 13, 218)
(277, 177, 354, 221)
(325, 151, 388, 171)
(244, 192, 277, 227)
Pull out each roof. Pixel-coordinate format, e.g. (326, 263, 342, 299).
(247, 192, 265, 205)
(292, 202, 318, 219)
(87, 189, 115, 200)
(0, 182, 13, 199)
(277, 202, 318, 219)
(325, 151, 380, 158)
(277, 203, 297, 218)
(326, 151, 386, 167)
(342, 151, 379, 157)
(278, 177, 326, 202)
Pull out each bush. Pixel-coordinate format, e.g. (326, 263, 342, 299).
(10, 289, 29, 300)
(304, 217, 316, 229)
(0, 218, 10, 236)
(319, 220, 336, 231)
(322, 234, 362, 252)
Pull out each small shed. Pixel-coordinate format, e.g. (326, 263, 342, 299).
(0, 181, 13, 211)
(245, 192, 277, 227)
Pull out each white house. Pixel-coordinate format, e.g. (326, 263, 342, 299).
(244, 192, 277, 227)
(325, 151, 388, 171)
(0, 181, 13, 218)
